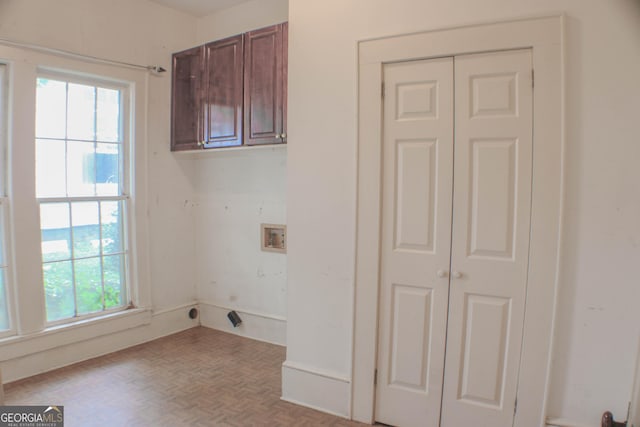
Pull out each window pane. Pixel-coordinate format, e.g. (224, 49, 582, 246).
(67, 83, 95, 141)
(71, 202, 100, 258)
(37, 75, 128, 323)
(75, 257, 103, 315)
(97, 88, 120, 142)
(95, 143, 120, 196)
(0, 270, 8, 330)
(36, 139, 67, 198)
(36, 78, 66, 139)
(40, 203, 71, 262)
(44, 260, 74, 321)
(101, 201, 123, 255)
(103, 255, 124, 309)
(0, 215, 4, 266)
(0, 67, 8, 330)
(67, 140, 95, 196)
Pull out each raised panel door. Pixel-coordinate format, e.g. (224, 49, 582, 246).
(375, 57, 454, 427)
(243, 23, 286, 145)
(441, 49, 533, 427)
(375, 49, 533, 427)
(204, 35, 243, 148)
(171, 46, 203, 151)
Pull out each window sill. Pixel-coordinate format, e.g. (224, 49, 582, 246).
(0, 307, 151, 362)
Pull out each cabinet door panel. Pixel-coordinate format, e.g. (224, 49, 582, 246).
(244, 24, 285, 145)
(282, 22, 288, 139)
(171, 46, 203, 151)
(204, 35, 243, 148)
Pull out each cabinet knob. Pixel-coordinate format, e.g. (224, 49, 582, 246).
(275, 134, 281, 139)
(452, 271, 463, 279)
(436, 269, 448, 278)
(281, 133, 287, 139)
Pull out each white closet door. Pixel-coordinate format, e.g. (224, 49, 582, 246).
(441, 49, 533, 427)
(375, 57, 454, 427)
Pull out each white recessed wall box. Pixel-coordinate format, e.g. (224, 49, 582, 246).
(261, 224, 286, 253)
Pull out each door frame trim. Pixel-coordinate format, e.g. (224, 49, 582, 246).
(352, 15, 564, 426)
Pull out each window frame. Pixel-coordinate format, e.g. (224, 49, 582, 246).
(35, 70, 133, 326)
(0, 62, 16, 338)
(0, 44, 151, 351)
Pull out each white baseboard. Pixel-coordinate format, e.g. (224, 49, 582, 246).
(281, 360, 350, 418)
(545, 418, 595, 427)
(0, 303, 199, 384)
(198, 301, 286, 346)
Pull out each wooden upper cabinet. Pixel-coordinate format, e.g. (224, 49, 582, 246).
(170, 23, 287, 151)
(244, 23, 288, 146)
(204, 35, 244, 148)
(171, 46, 203, 151)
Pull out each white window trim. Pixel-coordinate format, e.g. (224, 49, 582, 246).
(0, 198, 16, 339)
(0, 62, 16, 339)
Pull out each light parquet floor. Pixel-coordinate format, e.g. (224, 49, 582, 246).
(4, 327, 366, 427)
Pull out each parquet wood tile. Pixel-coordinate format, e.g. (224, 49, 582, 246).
(4, 327, 366, 427)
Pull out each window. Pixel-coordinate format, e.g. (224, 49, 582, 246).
(0, 63, 9, 332)
(36, 74, 129, 323)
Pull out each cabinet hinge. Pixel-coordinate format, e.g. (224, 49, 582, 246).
(531, 69, 534, 88)
(374, 369, 378, 385)
(381, 82, 385, 99)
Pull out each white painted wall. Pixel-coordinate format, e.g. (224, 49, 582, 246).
(196, 0, 288, 42)
(0, 0, 200, 380)
(286, 0, 640, 424)
(192, 0, 289, 345)
(191, 147, 288, 345)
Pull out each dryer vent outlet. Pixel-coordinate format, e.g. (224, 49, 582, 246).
(188, 307, 198, 320)
(227, 310, 242, 328)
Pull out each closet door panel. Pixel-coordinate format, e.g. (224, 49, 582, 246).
(441, 49, 533, 427)
(375, 57, 454, 427)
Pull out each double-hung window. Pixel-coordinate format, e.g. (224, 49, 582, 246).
(35, 74, 130, 324)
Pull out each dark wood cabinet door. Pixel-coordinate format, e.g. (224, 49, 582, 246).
(282, 22, 288, 141)
(244, 23, 287, 145)
(204, 35, 244, 148)
(171, 46, 203, 151)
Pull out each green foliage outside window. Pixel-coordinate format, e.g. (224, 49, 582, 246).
(43, 209, 125, 322)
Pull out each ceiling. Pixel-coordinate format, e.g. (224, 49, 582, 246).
(148, 0, 251, 17)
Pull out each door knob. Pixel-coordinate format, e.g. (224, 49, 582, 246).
(452, 271, 462, 279)
(436, 270, 447, 278)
